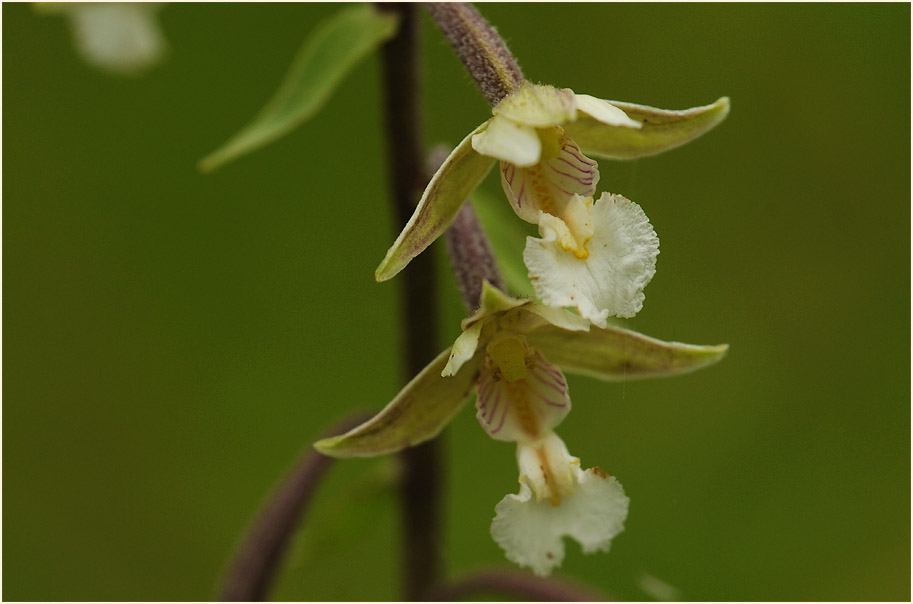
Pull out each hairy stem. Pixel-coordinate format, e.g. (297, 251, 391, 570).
(445, 202, 505, 312)
(425, 2, 524, 105)
(378, 3, 443, 600)
(425, 568, 609, 602)
(218, 413, 373, 602)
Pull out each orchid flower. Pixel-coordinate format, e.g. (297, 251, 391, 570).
(374, 82, 728, 290)
(316, 282, 727, 575)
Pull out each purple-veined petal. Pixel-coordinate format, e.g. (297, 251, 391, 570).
(500, 134, 599, 224)
(475, 346, 571, 442)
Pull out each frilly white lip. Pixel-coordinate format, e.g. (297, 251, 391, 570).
(491, 432, 630, 576)
(524, 193, 660, 327)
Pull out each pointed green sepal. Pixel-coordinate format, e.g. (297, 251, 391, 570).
(477, 279, 530, 316)
(375, 123, 496, 281)
(527, 324, 728, 381)
(199, 5, 399, 172)
(314, 348, 482, 457)
(564, 97, 730, 160)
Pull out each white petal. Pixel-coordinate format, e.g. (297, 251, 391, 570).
(574, 94, 642, 129)
(500, 135, 599, 224)
(442, 321, 485, 377)
(516, 432, 578, 504)
(68, 3, 166, 76)
(471, 116, 541, 167)
(522, 304, 591, 333)
(491, 465, 629, 576)
(524, 193, 659, 327)
(475, 347, 570, 442)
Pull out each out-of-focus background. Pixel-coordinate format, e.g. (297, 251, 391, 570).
(3, 3, 910, 601)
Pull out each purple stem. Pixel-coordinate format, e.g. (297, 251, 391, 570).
(217, 413, 373, 602)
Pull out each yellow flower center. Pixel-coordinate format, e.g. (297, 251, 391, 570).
(538, 195, 595, 259)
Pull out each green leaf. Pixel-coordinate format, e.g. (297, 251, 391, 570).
(314, 348, 482, 457)
(527, 323, 728, 381)
(563, 97, 730, 160)
(470, 189, 537, 298)
(199, 4, 399, 172)
(374, 123, 495, 281)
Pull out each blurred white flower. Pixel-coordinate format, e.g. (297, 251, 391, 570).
(39, 3, 167, 76)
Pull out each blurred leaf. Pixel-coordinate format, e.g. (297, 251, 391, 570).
(374, 123, 495, 281)
(528, 324, 728, 382)
(470, 188, 536, 298)
(314, 349, 482, 457)
(564, 97, 730, 160)
(199, 4, 398, 172)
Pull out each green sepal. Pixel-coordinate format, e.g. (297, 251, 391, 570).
(563, 97, 730, 160)
(527, 323, 728, 381)
(199, 4, 399, 172)
(314, 348, 482, 457)
(375, 124, 496, 281)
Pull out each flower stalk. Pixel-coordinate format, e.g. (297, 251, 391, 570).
(217, 413, 373, 602)
(425, 3, 523, 106)
(445, 202, 505, 312)
(377, 3, 442, 599)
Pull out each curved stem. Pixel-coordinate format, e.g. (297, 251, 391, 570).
(445, 202, 505, 312)
(217, 413, 373, 602)
(425, 568, 609, 602)
(378, 3, 443, 600)
(425, 2, 524, 105)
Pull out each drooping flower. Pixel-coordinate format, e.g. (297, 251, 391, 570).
(470, 82, 639, 225)
(316, 282, 727, 574)
(374, 82, 728, 284)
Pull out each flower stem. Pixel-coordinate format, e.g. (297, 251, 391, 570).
(425, 2, 524, 105)
(425, 568, 609, 602)
(217, 412, 373, 602)
(445, 202, 505, 312)
(377, 3, 443, 600)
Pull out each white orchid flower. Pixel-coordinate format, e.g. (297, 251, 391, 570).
(316, 282, 727, 574)
(374, 82, 728, 285)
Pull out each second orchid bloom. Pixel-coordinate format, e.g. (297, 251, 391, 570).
(317, 283, 727, 575)
(375, 81, 728, 324)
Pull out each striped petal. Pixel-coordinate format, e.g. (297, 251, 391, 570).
(500, 134, 599, 223)
(475, 343, 570, 442)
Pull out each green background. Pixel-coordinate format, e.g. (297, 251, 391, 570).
(3, 3, 909, 601)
